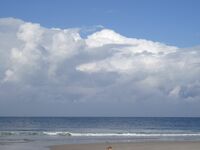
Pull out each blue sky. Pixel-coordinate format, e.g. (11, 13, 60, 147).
(1, 0, 200, 116)
(1, 0, 200, 47)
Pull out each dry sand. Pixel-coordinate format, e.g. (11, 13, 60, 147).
(50, 141, 200, 150)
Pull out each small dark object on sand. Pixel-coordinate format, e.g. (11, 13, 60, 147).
(106, 146, 112, 150)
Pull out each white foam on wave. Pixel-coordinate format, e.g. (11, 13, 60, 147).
(69, 133, 200, 137)
(27, 132, 200, 137)
(1, 131, 200, 137)
(43, 132, 71, 136)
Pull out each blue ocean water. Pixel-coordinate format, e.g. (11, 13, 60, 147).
(0, 117, 200, 150)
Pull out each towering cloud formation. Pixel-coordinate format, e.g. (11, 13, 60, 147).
(0, 18, 200, 116)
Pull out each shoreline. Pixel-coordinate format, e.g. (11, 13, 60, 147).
(50, 141, 200, 150)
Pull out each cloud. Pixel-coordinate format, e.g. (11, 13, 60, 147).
(78, 29, 177, 73)
(0, 18, 200, 116)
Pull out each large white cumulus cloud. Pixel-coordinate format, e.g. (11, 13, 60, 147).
(0, 18, 200, 115)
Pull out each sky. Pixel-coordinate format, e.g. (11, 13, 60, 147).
(1, 0, 200, 47)
(0, 0, 200, 116)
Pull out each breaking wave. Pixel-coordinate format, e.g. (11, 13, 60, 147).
(1, 131, 200, 137)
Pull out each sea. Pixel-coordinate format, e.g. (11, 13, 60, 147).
(0, 117, 200, 150)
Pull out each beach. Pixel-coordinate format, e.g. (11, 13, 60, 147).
(51, 141, 200, 150)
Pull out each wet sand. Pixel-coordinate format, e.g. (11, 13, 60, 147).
(50, 141, 200, 150)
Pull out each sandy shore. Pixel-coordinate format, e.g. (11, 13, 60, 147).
(50, 141, 200, 150)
